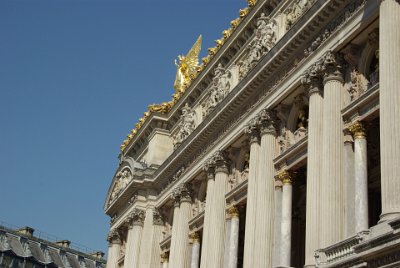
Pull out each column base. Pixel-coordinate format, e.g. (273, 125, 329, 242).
(379, 211, 400, 223)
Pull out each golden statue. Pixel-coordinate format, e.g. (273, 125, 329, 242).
(174, 35, 202, 93)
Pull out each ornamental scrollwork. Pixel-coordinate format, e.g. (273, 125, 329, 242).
(172, 103, 196, 148)
(109, 169, 133, 204)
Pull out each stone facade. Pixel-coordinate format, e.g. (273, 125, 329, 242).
(104, 0, 400, 267)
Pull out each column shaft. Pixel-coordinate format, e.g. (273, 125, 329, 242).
(280, 181, 293, 267)
(150, 211, 164, 268)
(124, 224, 143, 268)
(190, 236, 200, 268)
(223, 218, 232, 268)
(106, 243, 121, 268)
(253, 118, 276, 268)
(304, 81, 323, 267)
(320, 55, 345, 247)
(379, 0, 400, 222)
(169, 203, 180, 267)
(175, 199, 192, 268)
(200, 174, 215, 268)
(273, 183, 282, 267)
(343, 132, 355, 237)
(207, 168, 229, 268)
(139, 208, 154, 267)
(243, 137, 260, 268)
(227, 208, 239, 268)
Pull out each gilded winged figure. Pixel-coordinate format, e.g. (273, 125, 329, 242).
(174, 35, 202, 93)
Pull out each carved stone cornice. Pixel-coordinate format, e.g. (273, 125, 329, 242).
(153, 209, 164, 226)
(126, 208, 145, 227)
(244, 116, 261, 144)
(348, 121, 366, 139)
(258, 108, 278, 136)
(106, 229, 121, 245)
(322, 50, 344, 83)
(275, 170, 293, 185)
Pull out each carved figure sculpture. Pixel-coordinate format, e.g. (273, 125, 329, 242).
(173, 103, 196, 147)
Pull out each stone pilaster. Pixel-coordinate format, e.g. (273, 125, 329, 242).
(253, 109, 277, 268)
(276, 170, 293, 267)
(150, 210, 164, 268)
(200, 160, 215, 268)
(227, 206, 240, 268)
(273, 179, 283, 267)
(106, 229, 121, 268)
(379, 0, 400, 222)
(124, 209, 145, 268)
(190, 232, 200, 268)
(207, 150, 230, 268)
(243, 117, 260, 268)
(320, 50, 345, 247)
(302, 62, 324, 267)
(169, 190, 181, 267)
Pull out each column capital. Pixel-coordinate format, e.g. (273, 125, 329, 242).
(153, 209, 164, 226)
(321, 50, 344, 84)
(275, 170, 293, 185)
(258, 108, 278, 136)
(213, 150, 230, 173)
(189, 232, 200, 243)
(348, 121, 366, 139)
(126, 208, 145, 227)
(227, 205, 239, 219)
(106, 229, 121, 245)
(244, 116, 261, 144)
(178, 183, 193, 203)
(301, 59, 324, 97)
(203, 156, 216, 179)
(171, 188, 181, 206)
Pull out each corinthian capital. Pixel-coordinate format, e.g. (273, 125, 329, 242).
(213, 150, 230, 173)
(244, 116, 260, 144)
(322, 50, 344, 82)
(178, 183, 192, 203)
(258, 108, 278, 136)
(106, 229, 121, 244)
(301, 59, 324, 96)
(153, 209, 164, 226)
(126, 208, 145, 227)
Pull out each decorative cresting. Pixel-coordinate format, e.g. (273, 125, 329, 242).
(201, 63, 232, 117)
(106, 229, 121, 245)
(126, 208, 146, 227)
(239, 13, 277, 79)
(172, 103, 196, 148)
(153, 210, 164, 226)
(120, 0, 258, 152)
(109, 168, 133, 205)
(284, 0, 317, 30)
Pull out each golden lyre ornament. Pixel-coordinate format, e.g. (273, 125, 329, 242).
(174, 35, 202, 94)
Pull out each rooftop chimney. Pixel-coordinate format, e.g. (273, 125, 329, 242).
(55, 240, 71, 248)
(90, 251, 105, 259)
(17, 226, 34, 237)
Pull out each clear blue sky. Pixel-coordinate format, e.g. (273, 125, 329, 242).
(0, 0, 244, 254)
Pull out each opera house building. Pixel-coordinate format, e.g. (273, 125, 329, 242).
(104, 0, 400, 267)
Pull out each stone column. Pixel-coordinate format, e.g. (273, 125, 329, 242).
(379, 0, 400, 222)
(343, 128, 355, 237)
(207, 151, 230, 268)
(349, 121, 369, 232)
(150, 210, 164, 268)
(106, 230, 121, 268)
(243, 118, 260, 268)
(227, 206, 240, 268)
(320, 51, 345, 247)
(139, 207, 154, 268)
(190, 232, 200, 268)
(223, 215, 232, 268)
(174, 184, 192, 268)
(160, 252, 169, 268)
(273, 179, 283, 267)
(302, 62, 323, 267)
(254, 109, 277, 268)
(124, 209, 145, 268)
(277, 170, 293, 267)
(169, 192, 181, 267)
(200, 161, 215, 268)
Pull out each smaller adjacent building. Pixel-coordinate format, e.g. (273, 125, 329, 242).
(0, 224, 106, 268)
